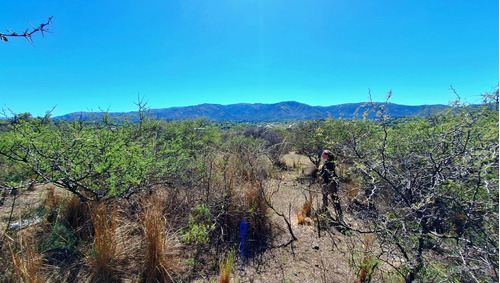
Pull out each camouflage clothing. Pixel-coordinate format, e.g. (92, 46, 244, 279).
(319, 159, 336, 184)
(319, 158, 343, 220)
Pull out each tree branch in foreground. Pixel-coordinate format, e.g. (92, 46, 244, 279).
(1, 16, 53, 44)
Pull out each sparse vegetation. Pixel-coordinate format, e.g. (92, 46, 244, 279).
(0, 92, 497, 282)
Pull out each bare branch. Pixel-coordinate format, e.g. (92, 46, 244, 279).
(1, 17, 53, 44)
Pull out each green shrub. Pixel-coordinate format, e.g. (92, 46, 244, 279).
(181, 205, 214, 245)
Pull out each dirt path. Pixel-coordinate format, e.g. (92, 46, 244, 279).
(231, 168, 356, 283)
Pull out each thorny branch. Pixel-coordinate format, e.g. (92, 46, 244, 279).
(1, 17, 53, 45)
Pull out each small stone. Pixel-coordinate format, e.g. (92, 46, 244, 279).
(312, 242, 319, 250)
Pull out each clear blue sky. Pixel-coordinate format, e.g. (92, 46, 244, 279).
(1, 0, 498, 117)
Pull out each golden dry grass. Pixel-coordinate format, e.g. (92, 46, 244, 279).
(219, 249, 236, 283)
(9, 233, 44, 283)
(358, 234, 377, 283)
(87, 201, 118, 282)
(143, 192, 177, 283)
(0, 153, 361, 282)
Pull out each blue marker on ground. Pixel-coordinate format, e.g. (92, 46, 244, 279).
(239, 217, 248, 272)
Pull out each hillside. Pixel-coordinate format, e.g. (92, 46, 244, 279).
(54, 101, 448, 122)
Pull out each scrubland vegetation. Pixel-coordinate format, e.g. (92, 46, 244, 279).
(0, 93, 498, 282)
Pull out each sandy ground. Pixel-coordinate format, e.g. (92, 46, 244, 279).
(232, 170, 355, 283)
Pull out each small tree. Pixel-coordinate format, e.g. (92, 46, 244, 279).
(291, 120, 328, 167)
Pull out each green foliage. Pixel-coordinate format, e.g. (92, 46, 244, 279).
(0, 113, 221, 201)
(39, 222, 78, 257)
(181, 205, 214, 245)
(290, 120, 328, 166)
(0, 159, 31, 187)
(0, 94, 497, 281)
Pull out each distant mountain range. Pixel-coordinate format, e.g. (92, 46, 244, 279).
(54, 101, 449, 122)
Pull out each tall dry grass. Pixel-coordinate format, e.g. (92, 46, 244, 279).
(44, 187, 62, 224)
(143, 192, 177, 283)
(60, 195, 93, 239)
(243, 183, 270, 244)
(9, 233, 44, 283)
(44, 187, 61, 211)
(87, 201, 118, 282)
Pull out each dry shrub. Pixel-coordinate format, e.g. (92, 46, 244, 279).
(9, 233, 44, 283)
(87, 201, 118, 282)
(44, 187, 61, 211)
(143, 192, 178, 283)
(210, 147, 273, 250)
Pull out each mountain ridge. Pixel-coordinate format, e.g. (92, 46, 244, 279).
(54, 101, 449, 122)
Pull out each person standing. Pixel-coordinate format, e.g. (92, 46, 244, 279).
(318, 150, 343, 220)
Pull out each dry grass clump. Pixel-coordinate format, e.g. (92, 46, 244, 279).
(60, 195, 92, 239)
(43, 186, 66, 224)
(9, 232, 44, 283)
(87, 201, 119, 282)
(219, 249, 236, 283)
(206, 148, 273, 251)
(143, 192, 179, 283)
(243, 183, 269, 239)
(297, 199, 312, 225)
(44, 187, 61, 212)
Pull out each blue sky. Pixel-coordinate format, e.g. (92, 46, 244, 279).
(1, 0, 498, 117)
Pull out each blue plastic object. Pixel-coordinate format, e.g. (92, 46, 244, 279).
(239, 217, 248, 270)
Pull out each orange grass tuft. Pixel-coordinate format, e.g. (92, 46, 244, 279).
(301, 200, 312, 217)
(143, 192, 176, 283)
(296, 212, 307, 225)
(219, 249, 236, 283)
(297, 200, 312, 225)
(88, 201, 118, 282)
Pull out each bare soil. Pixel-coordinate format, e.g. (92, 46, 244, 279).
(193, 153, 358, 282)
(0, 183, 69, 232)
(229, 171, 355, 283)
